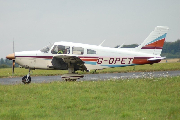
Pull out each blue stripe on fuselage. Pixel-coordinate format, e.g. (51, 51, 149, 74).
(85, 61, 97, 65)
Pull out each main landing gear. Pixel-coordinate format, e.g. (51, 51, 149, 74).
(22, 69, 31, 84)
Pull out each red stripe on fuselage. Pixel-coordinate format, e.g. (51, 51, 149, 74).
(133, 57, 161, 64)
(80, 58, 98, 62)
(15, 56, 53, 59)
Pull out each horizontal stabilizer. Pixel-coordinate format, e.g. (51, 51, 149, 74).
(148, 57, 166, 61)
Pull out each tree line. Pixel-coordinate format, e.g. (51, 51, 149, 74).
(0, 39, 179, 68)
(0, 58, 19, 68)
(161, 39, 180, 58)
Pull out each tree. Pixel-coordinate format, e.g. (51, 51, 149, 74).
(0, 58, 19, 68)
(161, 39, 180, 58)
(0, 58, 4, 65)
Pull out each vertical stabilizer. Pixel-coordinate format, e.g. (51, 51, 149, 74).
(136, 26, 169, 55)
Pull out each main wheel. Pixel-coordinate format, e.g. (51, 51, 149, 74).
(22, 75, 31, 84)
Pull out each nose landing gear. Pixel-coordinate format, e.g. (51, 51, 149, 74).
(22, 69, 31, 84)
(22, 75, 31, 84)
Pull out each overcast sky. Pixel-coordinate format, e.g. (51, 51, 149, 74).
(0, 0, 180, 58)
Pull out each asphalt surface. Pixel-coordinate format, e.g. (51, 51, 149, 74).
(0, 70, 180, 85)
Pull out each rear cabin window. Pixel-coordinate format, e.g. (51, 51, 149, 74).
(87, 49, 96, 54)
(51, 45, 70, 54)
(72, 47, 84, 55)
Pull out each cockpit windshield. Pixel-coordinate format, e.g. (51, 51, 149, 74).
(40, 44, 53, 53)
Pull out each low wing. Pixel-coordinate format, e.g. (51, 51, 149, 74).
(51, 55, 88, 72)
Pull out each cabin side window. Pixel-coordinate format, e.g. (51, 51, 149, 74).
(72, 47, 84, 55)
(51, 45, 70, 54)
(87, 49, 96, 54)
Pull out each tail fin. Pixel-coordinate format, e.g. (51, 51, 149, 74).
(136, 26, 169, 55)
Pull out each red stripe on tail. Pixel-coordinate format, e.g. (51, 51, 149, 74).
(141, 38, 165, 49)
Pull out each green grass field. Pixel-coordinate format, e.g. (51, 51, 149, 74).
(0, 76, 179, 119)
(0, 62, 180, 78)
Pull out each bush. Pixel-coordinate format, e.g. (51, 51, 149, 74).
(0, 64, 10, 68)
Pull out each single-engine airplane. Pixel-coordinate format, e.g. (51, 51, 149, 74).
(6, 26, 169, 84)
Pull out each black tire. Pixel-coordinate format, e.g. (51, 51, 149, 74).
(22, 75, 31, 84)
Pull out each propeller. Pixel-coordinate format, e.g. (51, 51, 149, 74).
(6, 40, 15, 74)
(12, 40, 15, 74)
(12, 59, 15, 74)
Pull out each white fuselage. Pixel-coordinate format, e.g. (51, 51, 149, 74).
(14, 41, 160, 70)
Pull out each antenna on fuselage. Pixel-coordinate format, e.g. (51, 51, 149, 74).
(118, 42, 125, 48)
(99, 39, 106, 46)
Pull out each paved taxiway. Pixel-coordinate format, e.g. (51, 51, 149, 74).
(0, 70, 180, 85)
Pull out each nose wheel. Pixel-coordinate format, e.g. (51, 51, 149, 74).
(22, 69, 31, 84)
(22, 75, 31, 84)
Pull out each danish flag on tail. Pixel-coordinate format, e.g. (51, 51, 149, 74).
(136, 26, 169, 55)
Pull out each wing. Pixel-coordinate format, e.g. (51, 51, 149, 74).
(51, 55, 88, 72)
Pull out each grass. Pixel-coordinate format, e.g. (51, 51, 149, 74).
(92, 62, 180, 74)
(0, 76, 179, 119)
(0, 68, 68, 78)
(0, 62, 180, 78)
